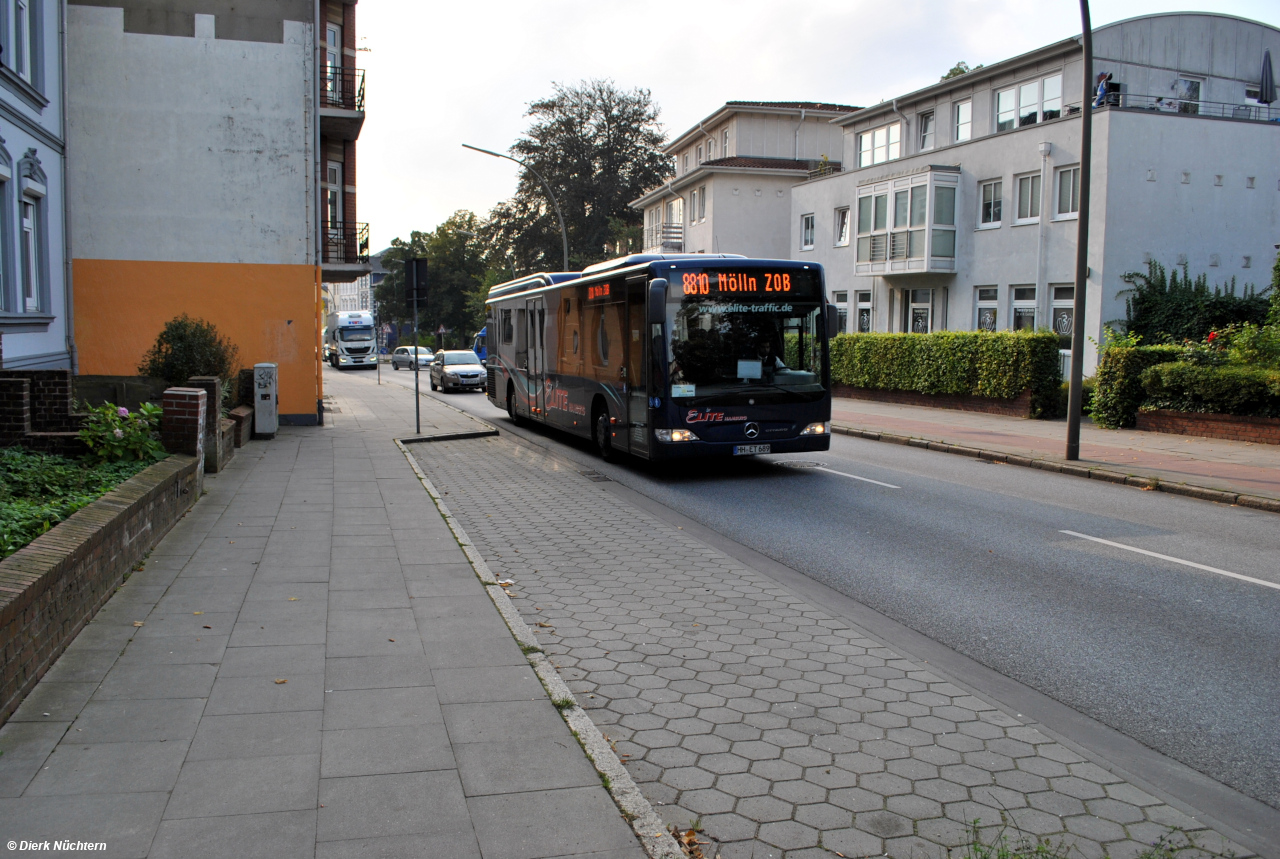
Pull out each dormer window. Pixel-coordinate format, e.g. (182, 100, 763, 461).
(857, 122, 901, 168)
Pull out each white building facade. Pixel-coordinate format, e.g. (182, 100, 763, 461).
(792, 12, 1280, 373)
(0, 0, 70, 369)
(632, 102, 854, 260)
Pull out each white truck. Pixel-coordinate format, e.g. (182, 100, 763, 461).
(324, 310, 377, 369)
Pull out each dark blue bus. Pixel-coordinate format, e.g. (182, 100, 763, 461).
(485, 254, 835, 461)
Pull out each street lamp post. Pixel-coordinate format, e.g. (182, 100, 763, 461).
(462, 144, 570, 271)
(1066, 0, 1093, 461)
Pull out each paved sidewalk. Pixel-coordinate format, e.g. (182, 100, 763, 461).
(413, 433, 1269, 859)
(0, 368, 641, 859)
(830, 399, 1280, 504)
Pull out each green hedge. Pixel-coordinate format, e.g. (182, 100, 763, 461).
(1091, 345, 1182, 428)
(827, 331, 1064, 418)
(1141, 362, 1280, 418)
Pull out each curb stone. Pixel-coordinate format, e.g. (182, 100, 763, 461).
(394, 438, 686, 859)
(831, 422, 1280, 514)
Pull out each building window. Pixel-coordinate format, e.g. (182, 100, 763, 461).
(20, 197, 38, 312)
(1016, 173, 1041, 222)
(919, 111, 935, 151)
(13, 0, 33, 83)
(683, 154, 689, 173)
(708, 138, 716, 159)
(1055, 166, 1080, 217)
(909, 289, 932, 333)
(932, 185, 956, 258)
(697, 185, 706, 221)
(1043, 75, 1063, 120)
(980, 180, 1002, 226)
(858, 122, 901, 167)
(723, 129, 729, 154)
(998, 74, 1064, 131)
(859, 186, 927, 262)
(835, 207, 850, 246)
(696, 144, 703, 164)
(325, 161, 343, 226)
(688, 189, 697, 223)
(976, 287, 998, 331)
(1176, 78, 1201, 114)
(954, 101, 972, 142)
(996, 89, 1017, 132)
(832, 291, 849, 333)
(1012, 285, 1037, 330)
(801, 214, 815, 250)
(1051, 284, 1074, 347)
(856, 291, 872, 333)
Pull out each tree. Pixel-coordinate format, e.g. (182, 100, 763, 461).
(480, 79, 673, 274)
(941, 61, 983, 81)
(374, 211, 490, 350)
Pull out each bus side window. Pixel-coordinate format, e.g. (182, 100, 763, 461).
(516, 308, 527, 369)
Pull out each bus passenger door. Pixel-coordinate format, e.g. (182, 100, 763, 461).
(626, 283, 649, 456)
(527, 297, 546, 420)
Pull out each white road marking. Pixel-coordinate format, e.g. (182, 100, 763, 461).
(1060, 530, 1280, 591)
(815, 466, 900, 489)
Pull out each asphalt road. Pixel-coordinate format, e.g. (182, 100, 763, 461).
(364, 365, 1280, 811)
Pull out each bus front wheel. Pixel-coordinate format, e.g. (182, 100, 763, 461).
(594, 409, 618, 462)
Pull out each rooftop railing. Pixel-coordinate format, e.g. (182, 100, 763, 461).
(1112, 92, 1279, 122)
(322, 66, 365, 112)
(643, 223, 683, 253)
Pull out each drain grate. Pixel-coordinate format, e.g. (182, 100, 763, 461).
(578, 470, 613, 482)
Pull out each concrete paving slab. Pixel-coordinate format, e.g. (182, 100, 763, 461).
(187, 711, 323, 761)
(217, 644, 326, 678)
(323, 655, 433, 691)
(316, 770, 473, 842)
(0, 791, 169, 858)
(467, 786, 645, 859)
(164, 753, 320, 819)
(320, 723, 456, 778)
(314, 832, 482, 859)
(148, 809, 317, 859)
(204, 672, 325, 715)
(25, 740, 189, 796)
(322, 686, 444, 730)
(432, 665, 545, 705)
(71, 699, 206, 744)
(94, 663, 218, 701)
(8, 682, 100, 722)
(0, 722, 69, 798)
(454, 736, 600, 796)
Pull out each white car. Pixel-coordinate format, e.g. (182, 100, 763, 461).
(430, 350, 486, 392)
(391, 346, 434, 370)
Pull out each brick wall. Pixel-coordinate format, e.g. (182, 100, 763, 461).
(0, 370, 88, 456)
(832, 385, 1035, 418)
(160, 387, 207, 460)
(0, 454, 202, 725)
(1135, 409, 1280, 445)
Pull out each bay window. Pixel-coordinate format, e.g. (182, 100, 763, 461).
(858, 122, 901, 168)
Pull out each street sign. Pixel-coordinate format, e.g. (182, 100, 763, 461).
(437, 325, 447, 334)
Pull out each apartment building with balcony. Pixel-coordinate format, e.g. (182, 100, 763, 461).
(0, 0, 70, 370)
(631, 102, 855, 259)
(792, 12, 1279, 373)
(65, 0, 369, 424)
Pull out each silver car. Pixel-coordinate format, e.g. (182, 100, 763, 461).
(391, 346, 434, 370)
(430, 350, 486, 393)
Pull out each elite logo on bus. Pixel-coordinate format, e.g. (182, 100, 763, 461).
(681, 272, 793, 295)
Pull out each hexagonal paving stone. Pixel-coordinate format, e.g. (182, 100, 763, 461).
(681, 788, 737, 815)
(771, 779, 828, 805)
(823, 827, 884, 858)
(735, 794, 794, 823)
(1050, 776, 1109, 801)
(1085, 797, 1145, 825)
(699, 812, 758, 844)
(1063, 814, 1127, 843)
(915, 778, 970, 804)
(795, 801, 854, 830)
(700, 753, 751, 775)
(749, 759, 803, 782)
(859, 771, 914, 797)
(757, 820, 819, 851)
(681, 733, 731, 755)
(917, 816, 974, 849)
(662, 766, 717, 791)
(885, 834, 948, 859)
(803, 766, 859, 790)
(940, 764, 994, 787)
(855, 810, 913, 839)
(1027, 790, 1086, 817)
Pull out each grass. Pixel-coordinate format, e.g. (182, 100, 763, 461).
(551, 696, 576, 711)
(519, 643, 543, 655)
(959, 822, 1232, 859)
(0, 447, 158, 559)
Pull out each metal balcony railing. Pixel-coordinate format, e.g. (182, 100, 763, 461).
(643, 223, 683, 253)
(321, 66, 365, 112)
(1112, 92, 1280, 122)
(323, 221, 370, 265)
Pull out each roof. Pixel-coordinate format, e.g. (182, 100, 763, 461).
(629, 157, 836, 208)
(726, 101, 860, 113)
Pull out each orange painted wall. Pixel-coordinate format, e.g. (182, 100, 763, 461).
(74, 259, 320, 418)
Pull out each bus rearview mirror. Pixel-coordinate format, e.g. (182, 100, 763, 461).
(826, 304, 840, 340)
(648, 279, 668, 324)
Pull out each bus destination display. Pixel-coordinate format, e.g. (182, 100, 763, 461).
(680, 271, 813, 297)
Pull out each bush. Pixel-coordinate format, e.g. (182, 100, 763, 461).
(1121, 259, 1271, 344)
(1091, 345, 1182, 428)
(79, 402, 166, 463)
(828, 331, 1063, 418)
(138, 314, 240, 388)
(0, 448, 155, 558)
(1141, 362, 1280, 418)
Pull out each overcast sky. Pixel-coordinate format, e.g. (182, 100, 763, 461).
(357, 0, 1279, 252)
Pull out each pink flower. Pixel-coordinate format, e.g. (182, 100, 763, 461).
(113, 428, 125, 439)
(117, 407, 130, 417)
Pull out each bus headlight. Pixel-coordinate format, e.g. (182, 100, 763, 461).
(800, 421, 829, 436)
(655, 428, 699, 442)
(338, 356, 349, 364)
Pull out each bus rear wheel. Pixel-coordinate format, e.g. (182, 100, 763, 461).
(507, 386, 522, 427)
(594, 409, 618, 462)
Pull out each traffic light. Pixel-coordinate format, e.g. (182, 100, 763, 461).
(404, 258, 428, 315)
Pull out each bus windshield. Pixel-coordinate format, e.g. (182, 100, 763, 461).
(667, 268, 826, 405)
(338, 327, 374, 342)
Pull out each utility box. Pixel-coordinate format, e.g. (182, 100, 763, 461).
(253, 362, 278, 439)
